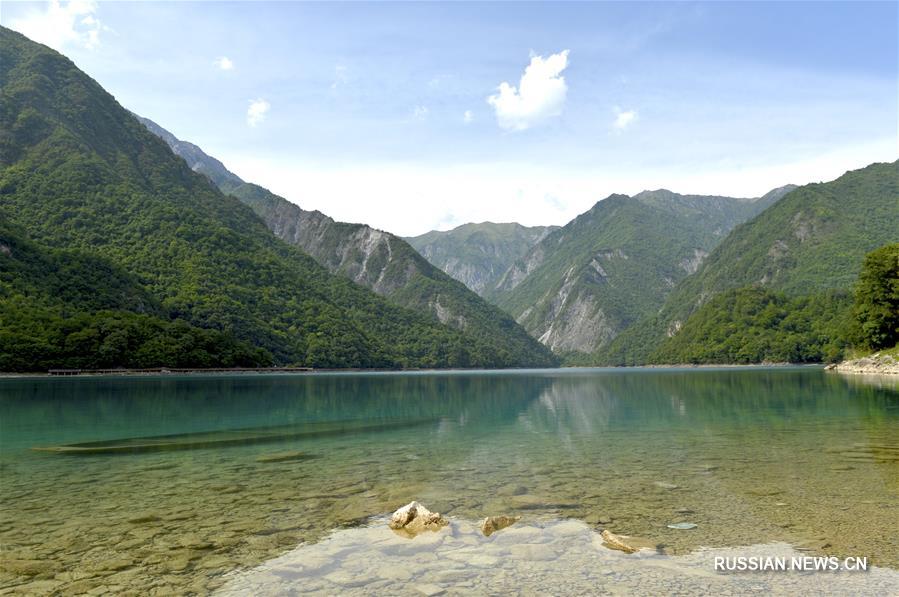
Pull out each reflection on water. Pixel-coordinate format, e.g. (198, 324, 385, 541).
(1, 368, 897, 595)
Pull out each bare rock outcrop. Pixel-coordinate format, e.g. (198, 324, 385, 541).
(388, 502, 449, 538)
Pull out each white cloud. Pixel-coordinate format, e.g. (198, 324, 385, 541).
(613, 107, 638, 131)
(412, 105, 429, 121)
(10, 0, 105, 51)
(487, 50, 570, 131)
(214, 56, 234, 71)
(247, 98, 270, 127)
(330, 65, 347, 90)
(463, 110, 474, 124)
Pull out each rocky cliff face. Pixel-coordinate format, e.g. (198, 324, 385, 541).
(226, 182, 451, 299)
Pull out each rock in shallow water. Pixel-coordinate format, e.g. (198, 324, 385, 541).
(480, 515, 521, 537)
(255, 451, 311, 463)
(388, 502, 448, 538)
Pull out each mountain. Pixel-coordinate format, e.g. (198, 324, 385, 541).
(485, 187, 794, 355)
(136, 115, 242, 191)
(602, 161, 899, 365)
(405, 222, 557, 295)
(0, 27, 554, 370)
(134, 117, 556, 367)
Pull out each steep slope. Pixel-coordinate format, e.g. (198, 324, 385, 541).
(137, 116, 557, 367)
(487, 187, 793, 355)
(405, 222, 557, 295)
(0, 216, 266, 370)
(602, 161, 899, 365)
(0, 27, 553, 369)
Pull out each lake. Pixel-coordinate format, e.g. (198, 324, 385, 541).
(1, 367, 898, 595)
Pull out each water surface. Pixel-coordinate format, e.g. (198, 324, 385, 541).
(1, 368, 897, 594)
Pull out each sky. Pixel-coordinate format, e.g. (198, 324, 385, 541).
(2, 1, 897, 236)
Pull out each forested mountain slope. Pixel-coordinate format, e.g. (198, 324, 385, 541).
(601, 161, 899, 365)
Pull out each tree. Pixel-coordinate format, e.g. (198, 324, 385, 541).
(853, 243, 899, 350)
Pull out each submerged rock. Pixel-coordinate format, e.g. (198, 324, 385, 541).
(389, 502, 449, 538)
(255, 451, 310, 463)
(480, 515, 521, 537)
(584, 512, 613, 525)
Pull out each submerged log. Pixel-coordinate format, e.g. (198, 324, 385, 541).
(600, 529, 657, 554)
(32, 418, 438, 455)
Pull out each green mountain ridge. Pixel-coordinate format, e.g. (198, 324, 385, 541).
(405, 222, 557, 296)
(135, 116, 556, 368)
(0, 27, 553, 370)
(485, 186, 794, 355)
(601, 160, 899, 365)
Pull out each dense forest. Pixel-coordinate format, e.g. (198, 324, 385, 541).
(600, 242, 898, 366)
(0, 27, 554, 371)
(0, 218, 268, 371)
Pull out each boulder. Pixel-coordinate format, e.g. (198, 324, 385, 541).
(389, 501, 448, 538)
(480, 515, 521, 537)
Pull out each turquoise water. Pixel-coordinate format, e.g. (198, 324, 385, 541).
(1, 368, 897, 594)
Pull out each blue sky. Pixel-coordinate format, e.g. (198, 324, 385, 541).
(3, 1, 896, 236)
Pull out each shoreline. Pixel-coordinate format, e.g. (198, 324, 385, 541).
(828, 352, 899, 376)
(0, 362, 824, 379)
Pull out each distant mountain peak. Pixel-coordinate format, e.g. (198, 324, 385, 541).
(488, 184, 798, 355)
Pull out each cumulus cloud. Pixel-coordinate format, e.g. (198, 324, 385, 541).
(10, 0, 105, 51)
(613, 107, 638, 131)
(247, 98, 270, 127)
(214, 56, 234, 71)
(463, 110, 474, 124)
(487, 50, 570, 131)
(330, 65, 347, 90)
